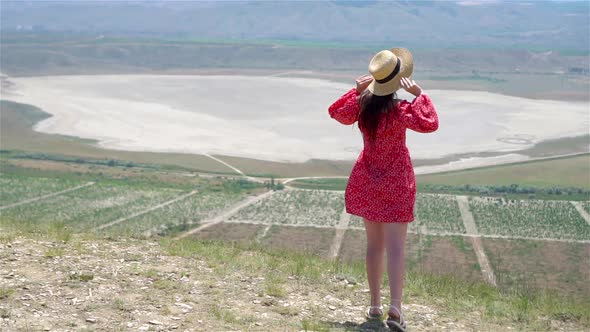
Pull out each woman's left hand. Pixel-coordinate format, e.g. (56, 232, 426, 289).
(401, 77, 423, 97)
(356, 74, 373, 94)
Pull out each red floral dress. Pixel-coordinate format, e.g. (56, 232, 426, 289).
(328, 88, 439, 222)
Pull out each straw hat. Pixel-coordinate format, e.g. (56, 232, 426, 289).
(366, 48, 413, 96)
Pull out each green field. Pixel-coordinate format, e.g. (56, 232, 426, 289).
(289, 154, 590, 200)
(417, 154, 590, 189)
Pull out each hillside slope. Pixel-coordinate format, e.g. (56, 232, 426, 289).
(1, 235, 588, 331)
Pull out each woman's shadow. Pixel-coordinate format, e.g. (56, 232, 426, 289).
(321, 319, 392, 331)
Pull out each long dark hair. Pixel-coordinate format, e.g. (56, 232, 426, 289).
(358, 89, 396, 141)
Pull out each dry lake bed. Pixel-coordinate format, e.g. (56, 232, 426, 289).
(3, 74, 589, 169)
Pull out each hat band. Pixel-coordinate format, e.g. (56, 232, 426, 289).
(375, 58, 401, 84)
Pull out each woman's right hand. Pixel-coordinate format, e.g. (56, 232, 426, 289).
(356, 74, 373, 94)
(401, 77, 423, 97)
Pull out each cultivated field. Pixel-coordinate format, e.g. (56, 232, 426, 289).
(2, 173, 588, 243)
(0, 175, 84, 206)
(414, 194, 466, 233)
(469, 197, 590, 240)
(228, 190, 344, 227)
(2, 170, 588, 300)
(99, 190, 249, 237)
(1, 180, 182, 231)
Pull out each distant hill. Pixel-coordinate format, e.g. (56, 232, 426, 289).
(1, 0, 588, 52)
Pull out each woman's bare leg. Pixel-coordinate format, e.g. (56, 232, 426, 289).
(383, 222, 408, 318)
(363, 218, 385, 311)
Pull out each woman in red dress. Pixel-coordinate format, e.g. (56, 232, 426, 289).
(328, 48, 438, 331)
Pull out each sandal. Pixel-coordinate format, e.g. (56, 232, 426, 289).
(386, 305, 407, 332)
(365, 305, 383, 320)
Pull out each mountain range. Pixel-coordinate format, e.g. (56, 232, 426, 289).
(1, 0, 588, 51)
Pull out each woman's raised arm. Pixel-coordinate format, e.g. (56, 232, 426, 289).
(398, 78, 438, 133)
(328, 88, 361, 125)
(398, 93, 439, 133)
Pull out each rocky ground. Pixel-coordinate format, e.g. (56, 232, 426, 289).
(0, 237, 583, 332)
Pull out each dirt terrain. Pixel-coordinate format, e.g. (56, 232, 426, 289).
(4, 236, 578, 332)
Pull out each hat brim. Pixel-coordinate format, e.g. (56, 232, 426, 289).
(367, 48, 414, 96)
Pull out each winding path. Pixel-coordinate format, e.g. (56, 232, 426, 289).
(282, 176, 348, 185)
(328, 206, 351, 259)
(571, 201, 590, 226)
(255, 224, 273, 243)
(203, 154, 261, 183)
(456, 195, 497, 287)
(94, 190, 199, 231)
(174, 190, 276, 240)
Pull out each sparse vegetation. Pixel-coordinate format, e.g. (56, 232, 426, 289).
(44, 247, 64, 258)
(68, 271, 94, 282)
(112, 298, 131, 312)
(162, 237, 590, 330)
(0, 287, 15, 300)
(0, 308, 10, 319)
